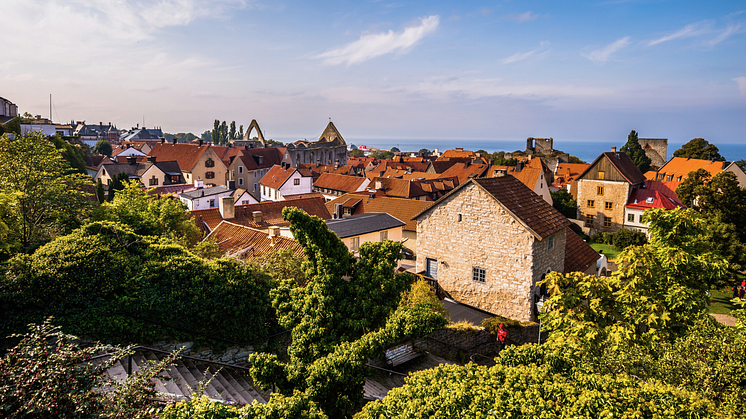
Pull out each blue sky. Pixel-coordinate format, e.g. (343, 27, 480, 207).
(2, 0, 745, 146)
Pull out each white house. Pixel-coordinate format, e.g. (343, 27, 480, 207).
(259, 163, 313, 201)
(179, 183, 237, 211)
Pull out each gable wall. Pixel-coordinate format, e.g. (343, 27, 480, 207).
(415, 183, 565, 321)
(583, 156, 628, 182)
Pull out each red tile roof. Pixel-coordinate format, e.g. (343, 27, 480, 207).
(564, 227, 600, 274)
(206, 221, 303, 260)
(369, 176, 459, 200)
(148, 143, 219, 172)
(325, 192, 433, 232)
(626, 188, 684, 210)
(313, 173, 368, 192)
(232, 197, 332, 228)
(441, 149, 475, 159)
(438, 162, 490, 183)
(259, 165, 296, 189)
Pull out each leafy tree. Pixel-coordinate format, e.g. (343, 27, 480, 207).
(349, 149, 364, 157)
(107, 172, 129, 201)
(550, 189, 577, 219)
(735, 159, 746, 171)
(229, 121, 237, 142)
(50, 135, 88, 174)
(212, 119, 220, 145)
(0, 319, 176, 419)
(494, 156, 518, 166)
(417, 148, 430, 156)
(0, 132, 93, 253)
(249, 247, 309, 287)
(611, 227, 647, 249)
(92, 139, 113, 156)
(621, 130, 652, 173)
(96, 180, 202, 247)
(201, 130, 212, 143)
(390, 146, 400, 153)
(568, 155, 586, 164)
(398, 277, 450, 321)
(238, 124, 244, 140)
(95, 178, 105, 203)
(0, 192, 21, 259)
(673, 138, 725, 161)
(220, 121, 228, 145)
(370, 150, 394, 160)
(539, 208, 727, 353)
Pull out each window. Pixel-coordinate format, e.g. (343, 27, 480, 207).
(254, 183, 257, 191)
(238, 178, 243, 186)
(677, 176, 682, 182)
(294, 178, 300, 185)
(598, 171, 605, 180)
(149, 176, 158, 186)
(254, 170, 258, 177)
(426, 258, 438, 279)
(604, 216, 612, 227)
(587, 200, 595, 208)
(209, 199, 215, 208)
(638, 214, 643, 223)
(628, 213, 635, 222)
(343, 207, 352, 216)
(585, 214, 595, 226)
(604, 202, 612, 210)
(597, 186, 604, 195)
(205, 159, 215, 168)
(205, 171, 215, 179)
(666, 174, 673, 181)
(238, 166, 244, 174)
(472, 267, 486, 283)
(547, 235, 554, 250)
(380, 230, 388, 241)
(350, 237, 360, 251)
(242, 200, 250, 205)
(457, 214, 463, 222)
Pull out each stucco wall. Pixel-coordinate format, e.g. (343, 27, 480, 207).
(576, 179, 630, 233)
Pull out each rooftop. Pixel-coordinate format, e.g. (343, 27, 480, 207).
(325, 212, 405, 239)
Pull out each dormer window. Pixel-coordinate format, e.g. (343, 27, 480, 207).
(646, 197, 654, 203)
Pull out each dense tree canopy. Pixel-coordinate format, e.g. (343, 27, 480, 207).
(621, 130, 652, 173)
(550, 188, 577, 219)
(92, 139, 112, 156)
(348, 148, 364, 157)
(673, 137, 725, 161)
(0, 132, 93, 254)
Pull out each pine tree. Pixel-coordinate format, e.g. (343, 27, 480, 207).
(621, 130, 652, 173)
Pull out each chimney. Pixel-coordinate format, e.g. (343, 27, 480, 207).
(375, 180, 383, 190)
(172, 138, 177, 145)
(227, 180, 236, 190)
(198, 139, 203, 147)
(219, 196, 235, 219)
(194, 179, 204, 189)
(252, 211, 263, 224)
(148, 156, 156, 163)
(611, 146, 617, 152)
(516, 161, 524, 171)
(127, 156, 137, 165)
(368, 190, 376, 199)
(161, 138, 165, 144)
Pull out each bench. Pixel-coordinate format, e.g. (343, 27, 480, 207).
(385, 341, 421, 367)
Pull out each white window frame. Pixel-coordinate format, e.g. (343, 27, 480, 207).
(472, 266, 486, 283)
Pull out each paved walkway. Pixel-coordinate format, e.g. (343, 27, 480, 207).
(710, 313, 737, 326)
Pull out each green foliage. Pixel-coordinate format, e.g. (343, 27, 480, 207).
(399, 277, 450, 321)
(107, 172, 129, 201)
(550, 188, 577, 219)
(191, 236, 224, 260)
(621, 130, 652, 173)
(540, 208, 728, 353)
(611, 227, 647, 249)
(50, 135, 88, 174)
(369, 150, 394, 160)
(390, 146, 400, 153)
(200, 130, 212, 143)
(568, 155, 586, 164)
(0, 319, 175, 419)
(0, 117, 21, 135)
(249, 248, 309, 286)
(95, 181, 202, 247)
(162, 393, 329, 419)
(417, 148, 430, 156)
(494, 156, 518, 166)
(92, 139, 113, 156)
(348, 149, 364, 157)
(229, 121, 237, 142)
(590, 231, 613, 244)
(481, 315, 521, 333)
(96, 178, 106, 203)
(1, 221, 278, 344)
(735, 159, 746, 171)
(0, 132, 93, 253)
(673, 137, 725, 161)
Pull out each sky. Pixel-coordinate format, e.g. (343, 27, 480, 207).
(2, 0, 745, 147)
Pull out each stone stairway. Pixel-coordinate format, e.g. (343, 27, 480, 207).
(103, 348, 269, 405)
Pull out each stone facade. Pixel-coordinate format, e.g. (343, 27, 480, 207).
(415, 183, 566, 322)
(637, 138, 668, 169)
(576, 179, 631, 233)
(286, 122, 348, 168)
(525, 137, 554, 155)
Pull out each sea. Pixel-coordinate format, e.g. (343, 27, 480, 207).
(352, 138, 746, 164)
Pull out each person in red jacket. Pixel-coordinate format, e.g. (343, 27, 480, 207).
(497, 323, 507, 351)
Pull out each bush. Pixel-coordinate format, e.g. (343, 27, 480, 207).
(481, 315, 521, 335)
(612, 228, 647, 249)
(590, 232, 613, 245)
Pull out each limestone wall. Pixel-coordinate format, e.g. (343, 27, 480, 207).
(637, 138, 668, 169)
(416, 183, 565, 322)
(576, 179, 630, 233)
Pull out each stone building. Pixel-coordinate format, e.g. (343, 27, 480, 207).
(636, 138, 668, 169)
(414, 176, 570, 322)
(575, 148, 646, 234)
(525, 137, 554, 155)
(286, 122, 348, 168)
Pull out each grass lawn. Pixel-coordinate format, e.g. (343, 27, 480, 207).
(589, 243, 620, 261)
(709, 287, 739, 315)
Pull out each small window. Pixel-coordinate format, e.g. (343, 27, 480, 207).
(472, 267, 486, 283)
(343, 207, 352, 216)
(547, 235, 554, 250)
(350, 237, 360, 251)
(586, 214, 595, 226)
(294, 178, 300, 185)
(457, 214, 462, 222)
(605, 202, 612, 210)
(242, 200, 250, 205)
(638, 214, 643, 223)
(598, 171, 605, 180)
(205, 159, 215, 168)
(238, 178, 244, 186)
(205, 171, 215, 179)
(380, 230, 388, 241)
(666, 175, 673, 181)
(426, 258, 438, 279)
(587, 200, 595, 208)
(597, 186, 604, 195)
(254, 170, 258, 177)
(628, 213, 635, 222)
(677, 176, 682, 182)
(209, 199, 215, 208)
(238, 166, 244, 174)
(604, 216, 612, 227)
(254, 183, 257, 191)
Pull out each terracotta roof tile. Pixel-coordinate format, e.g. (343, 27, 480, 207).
(313, 173, 368, 192)
(441, 149, 475, 159)
(190, 208, 224, 232)
(656, 157, 725, 186)
(206, 221, 303, 260)
(325, 192, 432, 231)
(259, 165, 296, 189)
(148, 143, 218, 172)
(232, 197, 331, 228)
(564, 227, 600, 274)
(438, 162, 490, 183)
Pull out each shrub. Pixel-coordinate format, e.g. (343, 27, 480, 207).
(612, 228, 647, 249)
(481, 315, 521, 335)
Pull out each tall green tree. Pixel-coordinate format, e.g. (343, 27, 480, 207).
(92, 139, 112, 156)
(238, 124, 244, 140)
(212, 119, 220, 145)
(550, 189, 577, 219)
(673, 138, 725, 161)
(0, 132, 92, 253)
(219, 121, 228, 144)
(621, 130, 652, 173)
(106, 172, 129, 201)
(229, 121, 237, 142)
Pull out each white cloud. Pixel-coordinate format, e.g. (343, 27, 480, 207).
(503, 42, 550, 64)
(314, 15, 439, 66)
(706, 23, 742, 46)
(503, 11, 540, 23)
(734, 77, 746, 95)
(648, 22, 708, 46)
(582, 37, 630, 63)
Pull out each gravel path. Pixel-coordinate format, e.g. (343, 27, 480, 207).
(710, 313, 737, 326)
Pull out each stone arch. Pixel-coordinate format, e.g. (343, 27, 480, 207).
(243, 119, 266, 146)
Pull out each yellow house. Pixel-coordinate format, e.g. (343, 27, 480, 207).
(325, 213, 405, 254)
